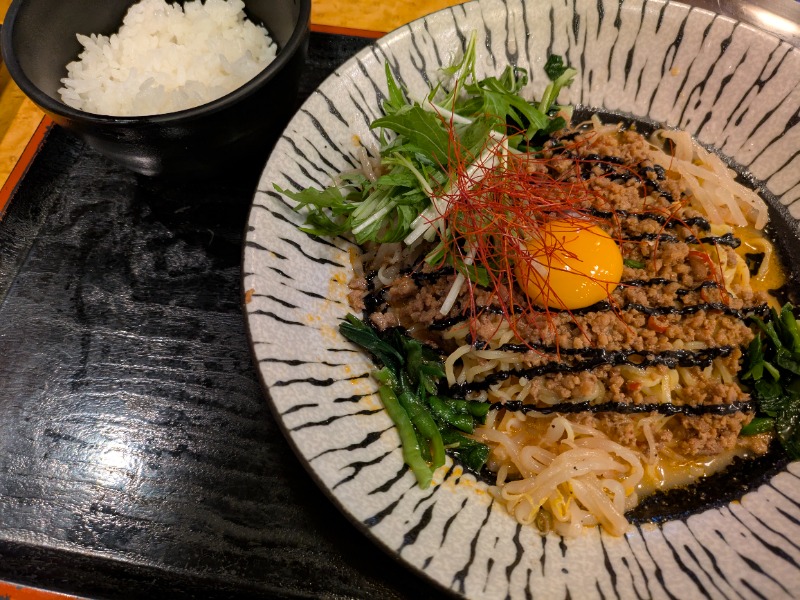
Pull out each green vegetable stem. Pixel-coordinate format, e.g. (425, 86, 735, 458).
(378, 386, 433, 488)
(339, 314, 490, 487)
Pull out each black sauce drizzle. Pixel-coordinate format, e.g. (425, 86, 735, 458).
(588, 208, 712, 232)
(566, 153, 676, 202)
(428, 300, 769, 330)
(622, 232, 741, 248)
(447, 346, 735, 396)
(489, 399, 756, 417)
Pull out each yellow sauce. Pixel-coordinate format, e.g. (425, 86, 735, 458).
(636, 445, 750, 499)
(734, 225, 786, 303)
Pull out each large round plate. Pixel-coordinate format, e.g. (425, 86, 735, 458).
(243, 0, 800, 597)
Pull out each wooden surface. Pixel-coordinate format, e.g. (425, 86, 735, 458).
(312, 0, 467, 33)
(0, 0, 48, 216)
(0, 583, 83, 600)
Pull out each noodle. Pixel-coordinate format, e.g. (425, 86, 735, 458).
(648, 130, 769, 229)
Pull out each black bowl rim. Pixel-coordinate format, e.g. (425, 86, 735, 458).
(0, 0, 311, 124)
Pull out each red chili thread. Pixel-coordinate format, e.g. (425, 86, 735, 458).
(416, 116, 726, 349)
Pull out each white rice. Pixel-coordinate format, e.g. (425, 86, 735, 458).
(58, 0, 278, 116)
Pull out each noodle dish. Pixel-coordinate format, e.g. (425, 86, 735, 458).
(279, 33, 798, 537)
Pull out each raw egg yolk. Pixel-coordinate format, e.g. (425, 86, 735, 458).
(516, 219, 623, 310)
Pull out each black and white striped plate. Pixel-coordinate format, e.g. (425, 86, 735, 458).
(243, 0, 800, 597)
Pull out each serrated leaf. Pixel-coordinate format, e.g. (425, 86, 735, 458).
(383, 62, 408, 115)
(776, 350, 800, 376)
(544, 55, 568, 81)
(741, 335, 765, 380)
(755, 379, 783, 411)
(372, 106, 454, 167)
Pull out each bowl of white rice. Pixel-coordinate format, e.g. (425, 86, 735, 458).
(0, 0, 310, 175)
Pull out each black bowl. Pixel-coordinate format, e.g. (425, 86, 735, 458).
(0, 0, 310, 176)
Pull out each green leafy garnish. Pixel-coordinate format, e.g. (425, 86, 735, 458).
(339, 314, 490, 485)
(543, 55, 570, 81)
(372, 106, 454, 167)
(339, 314, 403, 372)
(280, 32, 576, 249)
(741, 303, 800, 459)
(441, 428, 491, 472)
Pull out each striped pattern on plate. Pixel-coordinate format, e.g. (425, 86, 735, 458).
(243, 0, 800, 597)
